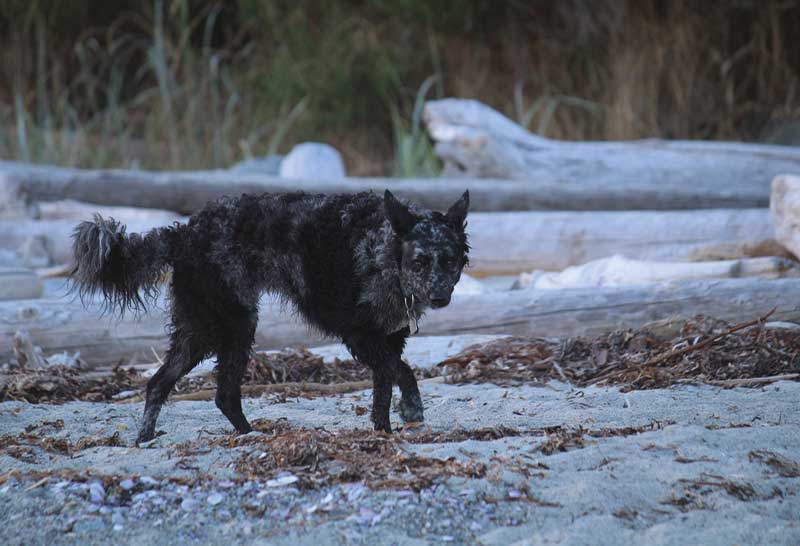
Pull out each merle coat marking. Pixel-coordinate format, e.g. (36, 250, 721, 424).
(70, 190, 469, 443)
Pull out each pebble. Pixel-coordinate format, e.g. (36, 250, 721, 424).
(207, 493, 224, 506)
(181, 497, 198, 511)
(119, 479, 135, 491)
(88, 482, 105, 504)
(266, 475, 298, 488)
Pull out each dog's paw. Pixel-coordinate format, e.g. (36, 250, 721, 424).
(398, 396, 424, 424)
(135, 428, 164, 447)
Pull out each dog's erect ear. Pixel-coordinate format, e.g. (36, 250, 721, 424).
(445, 190, 469, 230)
(384, 190, 418, 237)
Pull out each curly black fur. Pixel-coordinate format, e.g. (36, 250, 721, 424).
(71, 190, 469, 443)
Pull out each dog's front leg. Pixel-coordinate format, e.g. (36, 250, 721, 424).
(388, 329, 424, 424)
(345, 334, 397, 433)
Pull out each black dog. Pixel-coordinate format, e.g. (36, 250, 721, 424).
(71, 190, 469, 442)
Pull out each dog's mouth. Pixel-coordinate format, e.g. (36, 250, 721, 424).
(429, 296, 451, 309)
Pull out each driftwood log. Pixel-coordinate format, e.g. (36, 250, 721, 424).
(0, 268, 43, 300)
(771, 174, 800, 259)
(424, 99, 800, 211)
(514, 255, 800, 290)
(0, 156, 786, 213)
(0, 208, 778, 273)
(467, 208, 779, 274)
(2, 278, 799, 366)
(37, 200, 182, 223)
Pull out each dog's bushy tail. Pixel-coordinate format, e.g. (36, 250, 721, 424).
(70, 214, 178, 315)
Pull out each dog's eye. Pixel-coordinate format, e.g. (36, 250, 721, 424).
(412, 256, 430, 271)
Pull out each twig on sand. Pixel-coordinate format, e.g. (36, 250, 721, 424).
(706, 373, 800, 387)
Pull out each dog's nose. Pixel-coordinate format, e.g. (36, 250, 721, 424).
(430, 295, 450, 308)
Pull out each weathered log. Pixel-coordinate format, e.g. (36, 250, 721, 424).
(465, 209, 781, 274)
(514, 255, 800, 290)
(37, 199, 182, 222)
(771, 174, 800, 259)
(2, 278, 799, 366)
(424, 99, 800, 208)
(0, 156, 782, 213)
(0, 208, 778, 273)
(0, 267, 43, 300)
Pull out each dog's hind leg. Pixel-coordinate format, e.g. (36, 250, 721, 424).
(214, 315, 257, 435)
(214, 345, 253, 435)
(136, 329, 206, 444)
(388, 331, 424, 424)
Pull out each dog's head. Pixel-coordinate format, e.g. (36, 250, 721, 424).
(384, 189, 470, 309)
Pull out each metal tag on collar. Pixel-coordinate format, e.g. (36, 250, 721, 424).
(404, 294, 419, 335)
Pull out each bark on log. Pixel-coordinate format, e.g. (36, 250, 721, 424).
(0, 268, 43, 300)
(0, 155, 784, 213)
(424, 100, 800, 211)
(2, 278, 799, 366)
(0, 208, 778, 273)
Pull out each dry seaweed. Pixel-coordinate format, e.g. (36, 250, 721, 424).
(677, 473, 758, 501)
(748, 450, 800, 478)
(438, 313, 800, 391)
(231, 427, 487, 491)
(0, 365, 142, 404)
(5, 313, 798, 405)
(0, 430, 123, 461)
(174, 349, 366, 394)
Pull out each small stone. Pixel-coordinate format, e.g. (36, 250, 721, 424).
(266, 475, 298, 488)
(279, 142, 346, 180)
(207, 492, 224, 506)
(88, 482, 105, 504)
(139, 476, 158, 486)
(119, 479, 135, 491)
(181, 497, 198, 511)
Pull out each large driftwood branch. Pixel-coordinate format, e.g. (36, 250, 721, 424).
(2, 279, 799, 366)
(424, 98, 800, 208)
(0, 208, 778, 273)
(0, 155, 783, 213)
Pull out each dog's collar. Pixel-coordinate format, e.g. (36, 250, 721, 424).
(404, 294, 420, 335)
